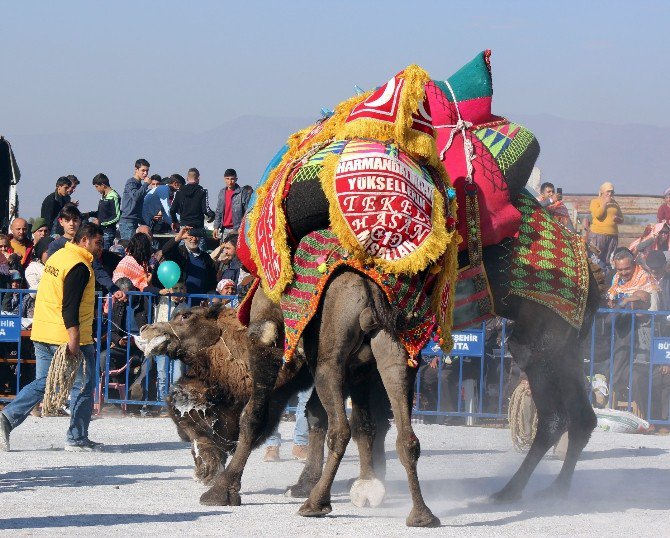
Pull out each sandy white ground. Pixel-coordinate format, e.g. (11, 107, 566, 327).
(0, 416, 668, 536)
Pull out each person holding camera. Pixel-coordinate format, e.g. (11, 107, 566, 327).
(589, 182, 623, 269)
(160, 226, 217, 306)
(537, 182, 574, 232)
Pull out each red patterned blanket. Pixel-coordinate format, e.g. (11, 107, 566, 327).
(280, 229, 437, 365)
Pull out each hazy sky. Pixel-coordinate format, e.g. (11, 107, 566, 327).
(2, 0, 669, 137)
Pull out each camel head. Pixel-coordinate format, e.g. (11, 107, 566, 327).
(138, 303, 229, 360)
(138, 302, 280, 362)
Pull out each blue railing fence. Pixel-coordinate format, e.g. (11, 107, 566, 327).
(0, 288, 668, 426)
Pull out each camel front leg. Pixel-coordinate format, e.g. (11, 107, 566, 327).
(167, 381, 228, 485)
(200, 344, 282, 506)
(370, 330, 440, 528)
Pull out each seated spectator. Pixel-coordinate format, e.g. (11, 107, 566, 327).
(607, 249, 658, 416)
(0, 235, 17, 280)
(24, 236, 53, 290)
(8, 218, 34, 269)
(0, 235, 11, 257)
(417, 351, 482, 425)
(644, 250, 670, 424)
(0, 252, 9, 289)
(112, 233, 167, 297)
(2, 270, 24, 314)
(100, 278, 144, 389)
(160, 226, 216, 305)
(212, 233, 247, 285)
(6, 253, 24, 282)
(658, 188, 670, 223)
(215, 278, 239, 307)
(31, 218, 49, 245)
(112, 233, 152, 291)
(105, 274, 167, 413)
(630, 223, 670, 265)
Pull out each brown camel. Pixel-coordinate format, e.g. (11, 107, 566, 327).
(141, 269, 436, 526)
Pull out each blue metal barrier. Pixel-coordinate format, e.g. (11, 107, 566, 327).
(0, 288, 37, 404)
(587, 308, 670, 426)
(0, 289, 237, 412)
(1, 291, 668, 427)
(412, 324, 510, 424)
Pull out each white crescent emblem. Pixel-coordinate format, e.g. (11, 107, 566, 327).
(364, 77, 396, 108)
(417, 98, 431, 121)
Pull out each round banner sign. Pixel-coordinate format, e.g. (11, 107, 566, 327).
(333, 140, 437, 262)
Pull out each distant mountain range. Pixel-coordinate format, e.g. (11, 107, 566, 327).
(6, 114, 668, 219)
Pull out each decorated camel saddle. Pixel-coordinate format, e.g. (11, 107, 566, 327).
(238, 50, 589, 362)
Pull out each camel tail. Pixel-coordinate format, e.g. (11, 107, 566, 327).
(361, 279, 406, 335)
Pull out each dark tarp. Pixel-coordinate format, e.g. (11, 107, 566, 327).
(0, 136, 20, 232)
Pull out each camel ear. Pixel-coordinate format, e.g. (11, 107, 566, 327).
(206, 302, 226, 319)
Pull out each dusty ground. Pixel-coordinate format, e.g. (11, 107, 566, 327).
(0, 416, 668, 536)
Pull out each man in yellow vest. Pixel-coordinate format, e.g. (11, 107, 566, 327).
(0, 223, 104, 452)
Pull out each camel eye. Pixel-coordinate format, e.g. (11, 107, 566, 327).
(180, 312, 191, 320)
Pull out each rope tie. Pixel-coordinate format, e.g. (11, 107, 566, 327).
(508, 379, 538, 451)
(434, 80, 476, 182)
(43, 344, 85, 416)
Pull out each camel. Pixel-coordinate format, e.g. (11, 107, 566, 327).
(139, 52, 602, 526)
(142, 269, 436, 526)
(141, 255, 601, 525)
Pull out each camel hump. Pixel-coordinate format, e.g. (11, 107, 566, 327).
(248, 320, 278, 347)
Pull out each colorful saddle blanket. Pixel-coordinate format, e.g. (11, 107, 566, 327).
(507, 191, 590, 328)
(280, 229, 437, 364)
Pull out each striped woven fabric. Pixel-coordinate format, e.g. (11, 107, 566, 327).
(280, 229, 436, 364)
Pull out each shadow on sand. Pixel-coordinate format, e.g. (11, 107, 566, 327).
(0, 464, 191, 492)
(0, 511, 226, 530)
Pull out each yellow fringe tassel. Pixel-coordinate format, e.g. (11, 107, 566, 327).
(335, 65, 437, 163)
(247, 93, 372, 301)
(248, 64, 458, 303)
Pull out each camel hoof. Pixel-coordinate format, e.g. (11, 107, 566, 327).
(490, 486, 522, 504)
(298, 500, 332, 517)
(350, 478, 386, 508)
(199, 486, 241, 506)
(406, 508, 440, 528)
(285, 482, 315, 498)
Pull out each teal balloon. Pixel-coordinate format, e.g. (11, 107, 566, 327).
(157, 261, 181, 289)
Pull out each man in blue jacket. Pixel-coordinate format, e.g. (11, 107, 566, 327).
(143, 174, 185, 234)
(119, 159, 151, 240)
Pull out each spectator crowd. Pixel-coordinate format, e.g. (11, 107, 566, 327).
(0, 159, 252, 417)
(1, 168, 669, 435)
